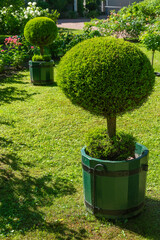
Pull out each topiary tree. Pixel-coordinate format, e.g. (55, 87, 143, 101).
(0, 0, 24, 10)
(140, 21, 160, 66)
(57, 37, 155, 139)
(24, 17, 58, 56)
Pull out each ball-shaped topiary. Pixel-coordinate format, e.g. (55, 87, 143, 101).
(57, 37, 155, 138)
(24, 17, 58, 55)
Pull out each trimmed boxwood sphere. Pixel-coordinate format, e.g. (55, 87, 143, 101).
(57, 37, 155, 117)
(24, 17, 58, 47)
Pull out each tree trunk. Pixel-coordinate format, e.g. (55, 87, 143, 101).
(107, 116, 116, 138)
(40, 46, 44, 56)
(152, 50, 155, 66)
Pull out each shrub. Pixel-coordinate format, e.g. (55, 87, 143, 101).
(0, 5, 21, 35)
(57, 37, 155, 140)
(86, 10, 99, 18)
(0, 2, 59, 35)
(50, 29, 100, 58)
(85, 1, 100, 18)
(140, 20, 160, 66)
(86, 2, 98, 11)
(0, 36, 31, 69)
(85, 128, 136, 161)
(24, 17, 58, 55)
(0, 59, 4, 73)
(84, 0, 160, 39)
(32, 54, 51, 62)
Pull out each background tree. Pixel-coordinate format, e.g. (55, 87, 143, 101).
(0, 0, 24, 10)
(140, 20, 160, 66)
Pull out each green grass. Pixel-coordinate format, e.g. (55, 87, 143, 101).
(0, 45, 160, 239)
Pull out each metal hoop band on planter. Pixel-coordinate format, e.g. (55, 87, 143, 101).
(81, 143, 149, 219)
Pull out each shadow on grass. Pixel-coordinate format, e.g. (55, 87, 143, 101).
(0, 86, 37, 105)
(39, 221, 88, 240)
(0, 150, 80, 239)
(41, 81, 58, 87)
(0, 71, 29, 85)
(117, 197, 160, 240)
(98, 197, 160, 240)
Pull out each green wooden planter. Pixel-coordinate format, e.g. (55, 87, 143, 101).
(29, 60, 54, 85)
(81, 143, 149, 219)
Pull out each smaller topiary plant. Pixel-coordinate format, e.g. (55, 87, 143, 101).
(24, 17, 58, 56)
(57, 37, 155, 160)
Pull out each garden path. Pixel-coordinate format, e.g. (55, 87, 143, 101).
(57, 16, 106, 29)
(57, 18, 90, 29)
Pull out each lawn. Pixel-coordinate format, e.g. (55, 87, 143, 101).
(0, 45, 160, 240)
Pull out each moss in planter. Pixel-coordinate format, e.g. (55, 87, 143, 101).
(32, 54, 52, 62)
(85, 127, 136, 161)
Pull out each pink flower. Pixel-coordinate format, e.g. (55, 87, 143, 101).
(13, 39, 17, 44)
(31, 46, 34, 49)
(1, 50, 4, 52)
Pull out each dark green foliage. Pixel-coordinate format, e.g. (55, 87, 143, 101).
(0, 35, 9, 45)
(36, 0, 50, 9)
(46, 0, 68, 13)
(78, 0, 84, 16)
(0, 59, 4, 73)
(86, 10, 100, 18)
(0, 0, 24, 9)
(85, 127, 136, 161)
(24, 17, 58, 48)
(44, 0, 69, 18)
(85, 0, 100, 18)
(86, 2, 98, 11)
(57, 37, 155, 118)
(42, 0, 84, 18)
(32, 54, 51, 62)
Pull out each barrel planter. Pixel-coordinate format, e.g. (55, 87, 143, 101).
(29, 60, 54, 85)
(81, 143, 149, 219)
